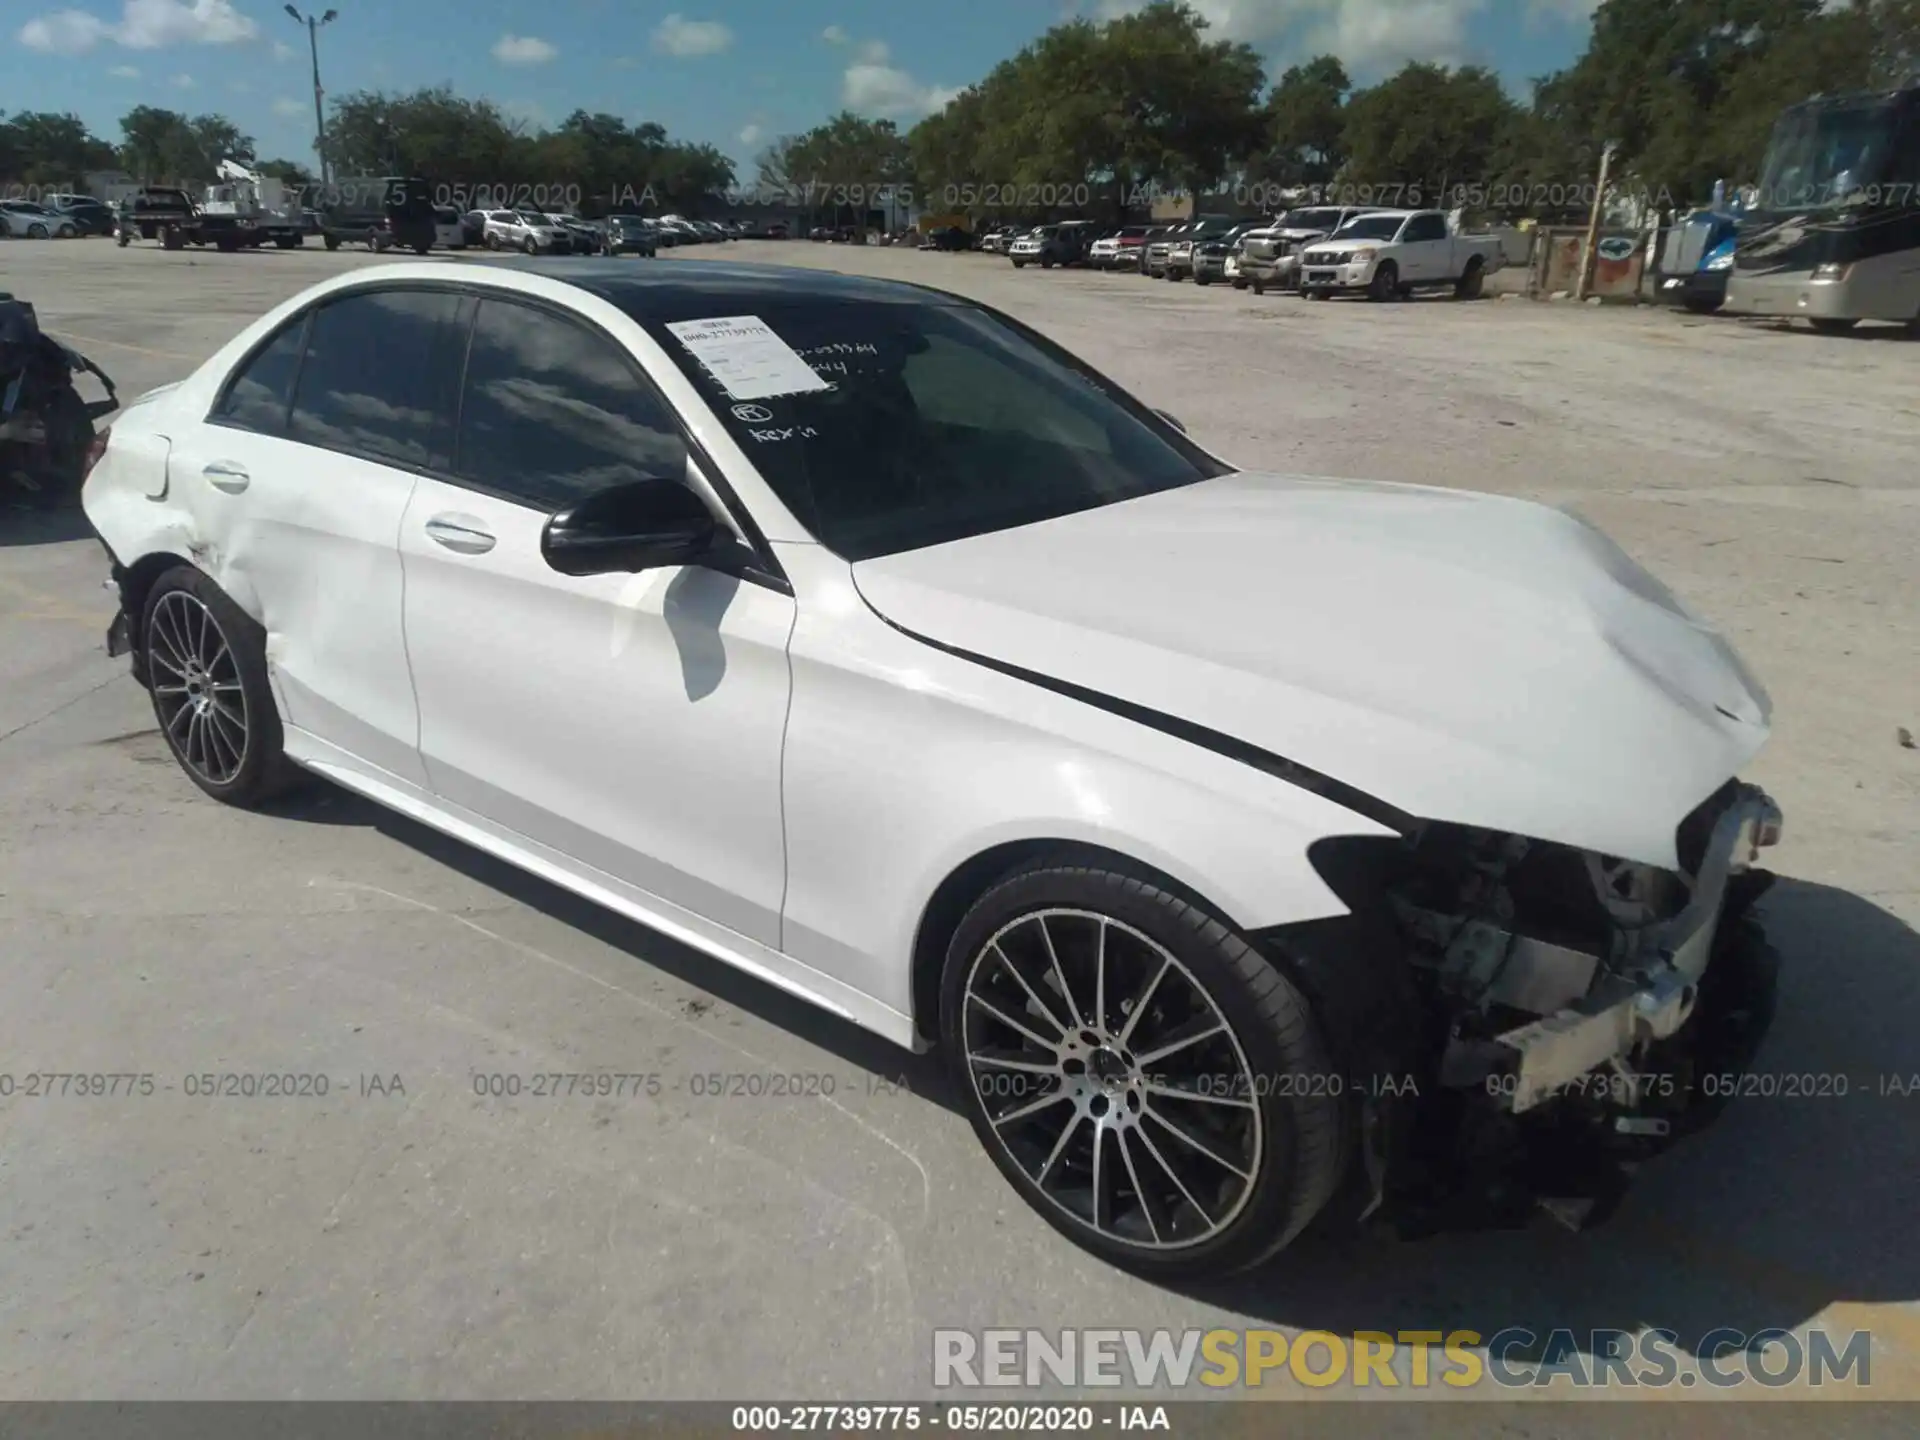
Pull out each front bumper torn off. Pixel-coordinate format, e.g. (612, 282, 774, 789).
(1490, 785, 1784, 1114)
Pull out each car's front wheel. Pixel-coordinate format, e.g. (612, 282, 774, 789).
(141, 568, 299, 807)
(940, 863, 1346, 1279)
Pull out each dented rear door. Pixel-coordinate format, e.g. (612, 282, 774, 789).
(168, 285, 467, 789)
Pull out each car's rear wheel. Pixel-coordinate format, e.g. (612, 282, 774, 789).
(941, 863, 1346, 1279)
(1454, 258, 1485, 300)
(141, 568, 299, 808)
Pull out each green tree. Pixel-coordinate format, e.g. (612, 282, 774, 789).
(1254, 56, 1351, 190)
(1340, 63, 1525, 207)
(2, 111, 117, 186)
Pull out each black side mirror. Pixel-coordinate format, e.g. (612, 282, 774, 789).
(1153, 408, 1187, 434)
(541, 476, 719, 577)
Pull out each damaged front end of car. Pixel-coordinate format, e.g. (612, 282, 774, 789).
(1265, 781, 1784, 1238)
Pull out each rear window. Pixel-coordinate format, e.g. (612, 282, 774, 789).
(636, 299, 1228, 560)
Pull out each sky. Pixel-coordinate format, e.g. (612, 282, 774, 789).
(5, 0, 1604, 176)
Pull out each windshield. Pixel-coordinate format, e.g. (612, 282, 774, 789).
(1757, 99, 1897, 209)
(515, 211, 550, 226)
(1280, 208, 1343, 231)
(638, 300, 1230, 560)
(1329, 214, 1405, 241)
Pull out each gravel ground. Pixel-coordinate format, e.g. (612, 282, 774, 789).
(0, 237, 1916, 1419)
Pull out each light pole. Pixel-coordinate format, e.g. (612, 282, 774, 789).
(285, 6, 338, 185)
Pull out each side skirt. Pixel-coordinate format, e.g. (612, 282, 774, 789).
(281, 726, 923, 1052)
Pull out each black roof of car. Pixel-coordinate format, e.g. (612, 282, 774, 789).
(486, 259, 966, 318)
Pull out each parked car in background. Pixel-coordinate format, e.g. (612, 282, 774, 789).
(1236, 206, 1385, 294)
(43, 194, 117, 236)
(599, 214, 659, 256)
(1008, 226, 1051, 267)
(1010, 220, 1099, 269)
(1298, 209, 1504, 301)
(1141, 224, 1188, 278)
(543, 214, 601, 254)
(1163, 217, 1240, 281)
(1190, 232, 1243, 285)
(1, 201, 80, 239)
(319, 176, 436, 255)
(433, 206, 468, 250)
(922, 225, 971, 251)
(471, 209, 567, 254)
(1088, 224, 1151, 270)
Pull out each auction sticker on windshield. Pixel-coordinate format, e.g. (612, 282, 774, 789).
(664, 315, 833, 401)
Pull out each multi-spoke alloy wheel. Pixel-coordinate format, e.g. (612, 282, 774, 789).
(148, 590, 249, 785)
(963, 909, 1262, 1250)
(140, 568, 297, 807)
(941, 865, 1346, 1278)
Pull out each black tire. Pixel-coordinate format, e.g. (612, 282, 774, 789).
(323, 233, 341, 251)
(523, 236, 539, 255)
(1195, 275, 1212, 286)
(1809, 317, 1858, 335)
(28, 223, 49, 240)
(274, 235, 298, 249)
(161, 226, 185, 251)
(215, 235, 239, 253)
(413, 241, 432, 256)
(1682, 294, 1722, 315)
(140, 567, 301, 808)
(1454, 258, 1485, 300)
(939, 863, 1346, 1279)
(1367, 260, 1398, 301)
(1251, 278, 1266, 295)
(1012, 259, 1027, 269)
(486, 232, 502, 251)
(1231, 278, 1247, 290)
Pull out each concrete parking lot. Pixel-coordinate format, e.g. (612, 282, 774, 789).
(1, 236, 1917, 1416)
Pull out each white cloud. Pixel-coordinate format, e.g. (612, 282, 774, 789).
(492, 32, 557, 64)
(21, 11, 111, 52)
(653, 13, 733, 57)
(20, 0, 257, 55)
(502, 99, 550, 129)
(272, 96, 304, 116)
(170, 71, 194, 87)
(821, 24, 849, 44)
(271, 39, 292, 59)
(855, 38, 889, 63)
(109, 62, 139, 76)
(738, 123, 763, 146)
(1082, 0, 1499, 70)
(842, 62, 960, 119)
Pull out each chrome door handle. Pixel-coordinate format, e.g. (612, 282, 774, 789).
(423, 514, 497, 554)
(202, 461, 249, 492)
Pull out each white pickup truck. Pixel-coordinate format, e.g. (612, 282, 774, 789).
(1298, 209, 1505, 301)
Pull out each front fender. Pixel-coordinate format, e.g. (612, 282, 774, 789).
(773, 548, 1397, 1021)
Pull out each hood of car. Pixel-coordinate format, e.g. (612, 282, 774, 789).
(1303, 238, 1378, 256)
(850, 471, 1771, 868)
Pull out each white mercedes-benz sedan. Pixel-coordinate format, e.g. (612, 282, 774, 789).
(82, 259, 1784, 1277)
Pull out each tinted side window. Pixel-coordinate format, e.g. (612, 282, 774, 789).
(212, 313, 308, 434)
(1405, 214, 1447, 242)
(289, 289, 461, 469)
(455, 299, 687, 510)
